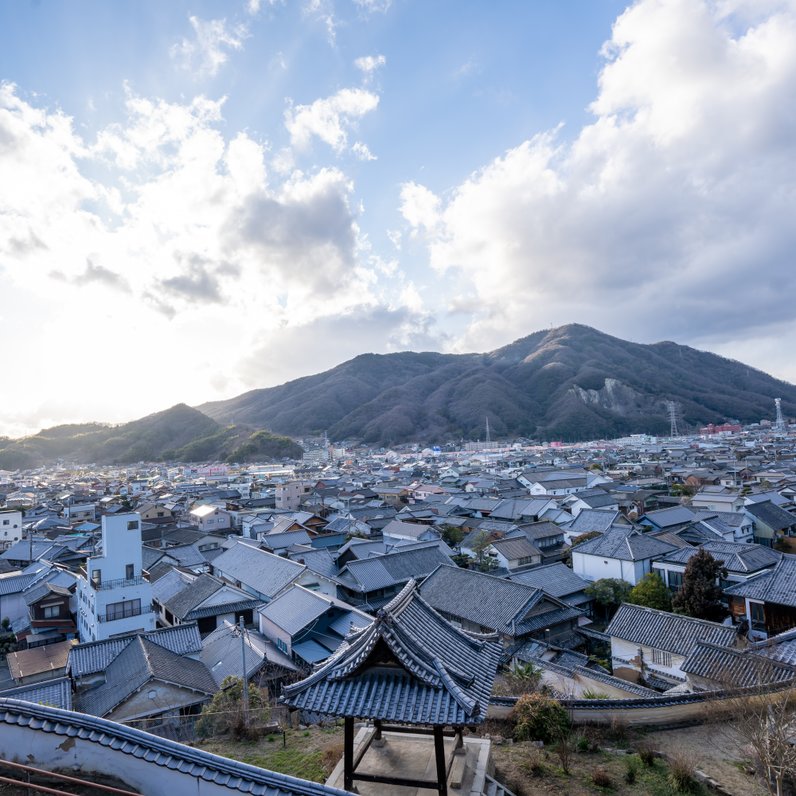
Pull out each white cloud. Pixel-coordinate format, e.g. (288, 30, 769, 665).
(351, 141, 377, 160)
(399, 182, 440, 232)
(171, 16, 247, 77)
(353, 0, 392, 14)
(354, 54, 386, 75)
(0, 84, 388, 435)
(285, 87, 379, 153)
(405, 0, 796, 355)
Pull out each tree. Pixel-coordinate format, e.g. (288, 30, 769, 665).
(470, 531, 498, 572)
(629, 572, 672, 612)
(672, 548, 728, 621)
(512, 692, 571, 744)
(439, 523, 465, 549)
(196, 676, 271, 740)
(585, 578, 633, 620)
(571, 531, 602, 547)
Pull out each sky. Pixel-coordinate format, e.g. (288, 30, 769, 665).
(1, 0, 796, 438)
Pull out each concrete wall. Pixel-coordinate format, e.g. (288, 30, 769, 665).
(0, 698, 347, 796)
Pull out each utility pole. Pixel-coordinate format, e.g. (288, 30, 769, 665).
(239, 616, 250, 726)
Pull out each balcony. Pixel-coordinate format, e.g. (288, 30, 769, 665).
(91, 575, 146, 591)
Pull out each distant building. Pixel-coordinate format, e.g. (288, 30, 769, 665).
(76, 513, 154, 642)
(0, 510, 22, 550)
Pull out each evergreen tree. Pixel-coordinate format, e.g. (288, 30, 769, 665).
(629, 572, 672, 612)
(585, 578, 633, 620)
(672, 548, 728, 621)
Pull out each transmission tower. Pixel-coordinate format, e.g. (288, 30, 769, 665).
(775, 398, 786, 432)
(666, 401, 679, 437)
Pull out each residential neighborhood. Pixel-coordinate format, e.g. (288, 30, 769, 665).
(3, 422, 796, 791)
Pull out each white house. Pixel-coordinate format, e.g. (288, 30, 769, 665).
(188, 504, 232, 532)
(0, 510, 23, 550)
(76, 513, 154, 642)
(606, 603, 739, 685)
(571, 526, 676, 585)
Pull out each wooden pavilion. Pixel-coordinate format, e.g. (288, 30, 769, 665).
(282, 580, 502, 795)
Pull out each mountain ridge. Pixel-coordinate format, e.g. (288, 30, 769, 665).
(199, 324, 796, 444)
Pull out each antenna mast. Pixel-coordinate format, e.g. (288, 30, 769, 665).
(666, 401, 679, 437)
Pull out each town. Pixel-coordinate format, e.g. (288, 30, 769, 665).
(0, 409, 795, 794)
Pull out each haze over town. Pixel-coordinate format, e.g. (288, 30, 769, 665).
(1, 0, 795, 439)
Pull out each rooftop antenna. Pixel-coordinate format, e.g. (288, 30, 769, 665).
(666, 401, 679, 437)
(775, 398, 785, 432)
(485, 416, 491, 445)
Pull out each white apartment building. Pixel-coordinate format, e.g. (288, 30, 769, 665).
(0, 510, 23, 550)
(76, 513, 154, 642)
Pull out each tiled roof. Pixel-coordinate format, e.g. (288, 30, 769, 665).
(508, 563, 590, 601)
(573, 526, 675, 561)
(77, 635, 217, 717)
(724, 555, 796, 607)
(259, 586, 334, 637)
(746, 501, 796, 531)
(69, 624, 203, 678)
(567, 509, 622, 534)
(212, 541, 304, 599)
(282, 580, 501, 726)
(489, 536, 541, 561)
(0, 698, 350, 795)
(682, 642, 796, 688)
(606, 603, 738, 657)
(0, 677, 72, 710)
(340, 543, 450, 593)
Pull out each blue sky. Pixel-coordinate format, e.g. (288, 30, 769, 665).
(1, 0, 795, 436)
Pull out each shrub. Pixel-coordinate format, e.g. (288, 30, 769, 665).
(196, 676, 271, 740)
(624, 755, 639, 784)
(637, 742, 656, 767)
(512, 693, 570, 744)
(521, 747, 547, 778)
(668, 748, 698, 792)
(609, 715, 628, 743)
(592, 767, 614, 788)
(581, 689, 610, 700)
(555, 733, 574, 774)
(576, 734, 590, 753)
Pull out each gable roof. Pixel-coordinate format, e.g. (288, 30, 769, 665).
(212, 541, 305, 600)
(508, 563, 590, 602)
(338, 543, 451, 594)
(76, 635, 217, 717)
(746, 501, 796, 531)
(724, 555, 796, 607)
(606, 603, 737, 657)
(282, 580, 501, 726)
(573, 526, 675, 561)
(68, 624, 203, 678)
(419, 564, 581, 637)
(682, 641, 796, 688)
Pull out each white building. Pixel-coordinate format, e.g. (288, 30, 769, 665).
(0, 510, 23, 550)
(76, 513, 154, 642)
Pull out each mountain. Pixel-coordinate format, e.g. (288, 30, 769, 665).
(0, 404, 303, 469)
(199, 324, 796, 444)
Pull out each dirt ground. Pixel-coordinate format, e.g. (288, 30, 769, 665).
(643, 723, 768, 796)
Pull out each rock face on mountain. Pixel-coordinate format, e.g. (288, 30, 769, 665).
(199, 324, 796, 444)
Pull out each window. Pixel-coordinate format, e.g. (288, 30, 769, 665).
(106, 599, 142, 622)
(276, 638, 289, 654)
(750, 601, 766, 631)
(42, 604, 61, 619)
(651, 648, 672, 667)
(126, 564, 135, 580)
(91, 569, 102, 587)
(1, 520, 8, 526)
(667, 571, 683, 590)
(127, 520, 139, 531)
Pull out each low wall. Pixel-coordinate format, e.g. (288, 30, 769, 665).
(0, 698, 349, 796)
(488, 680, 796, 728)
